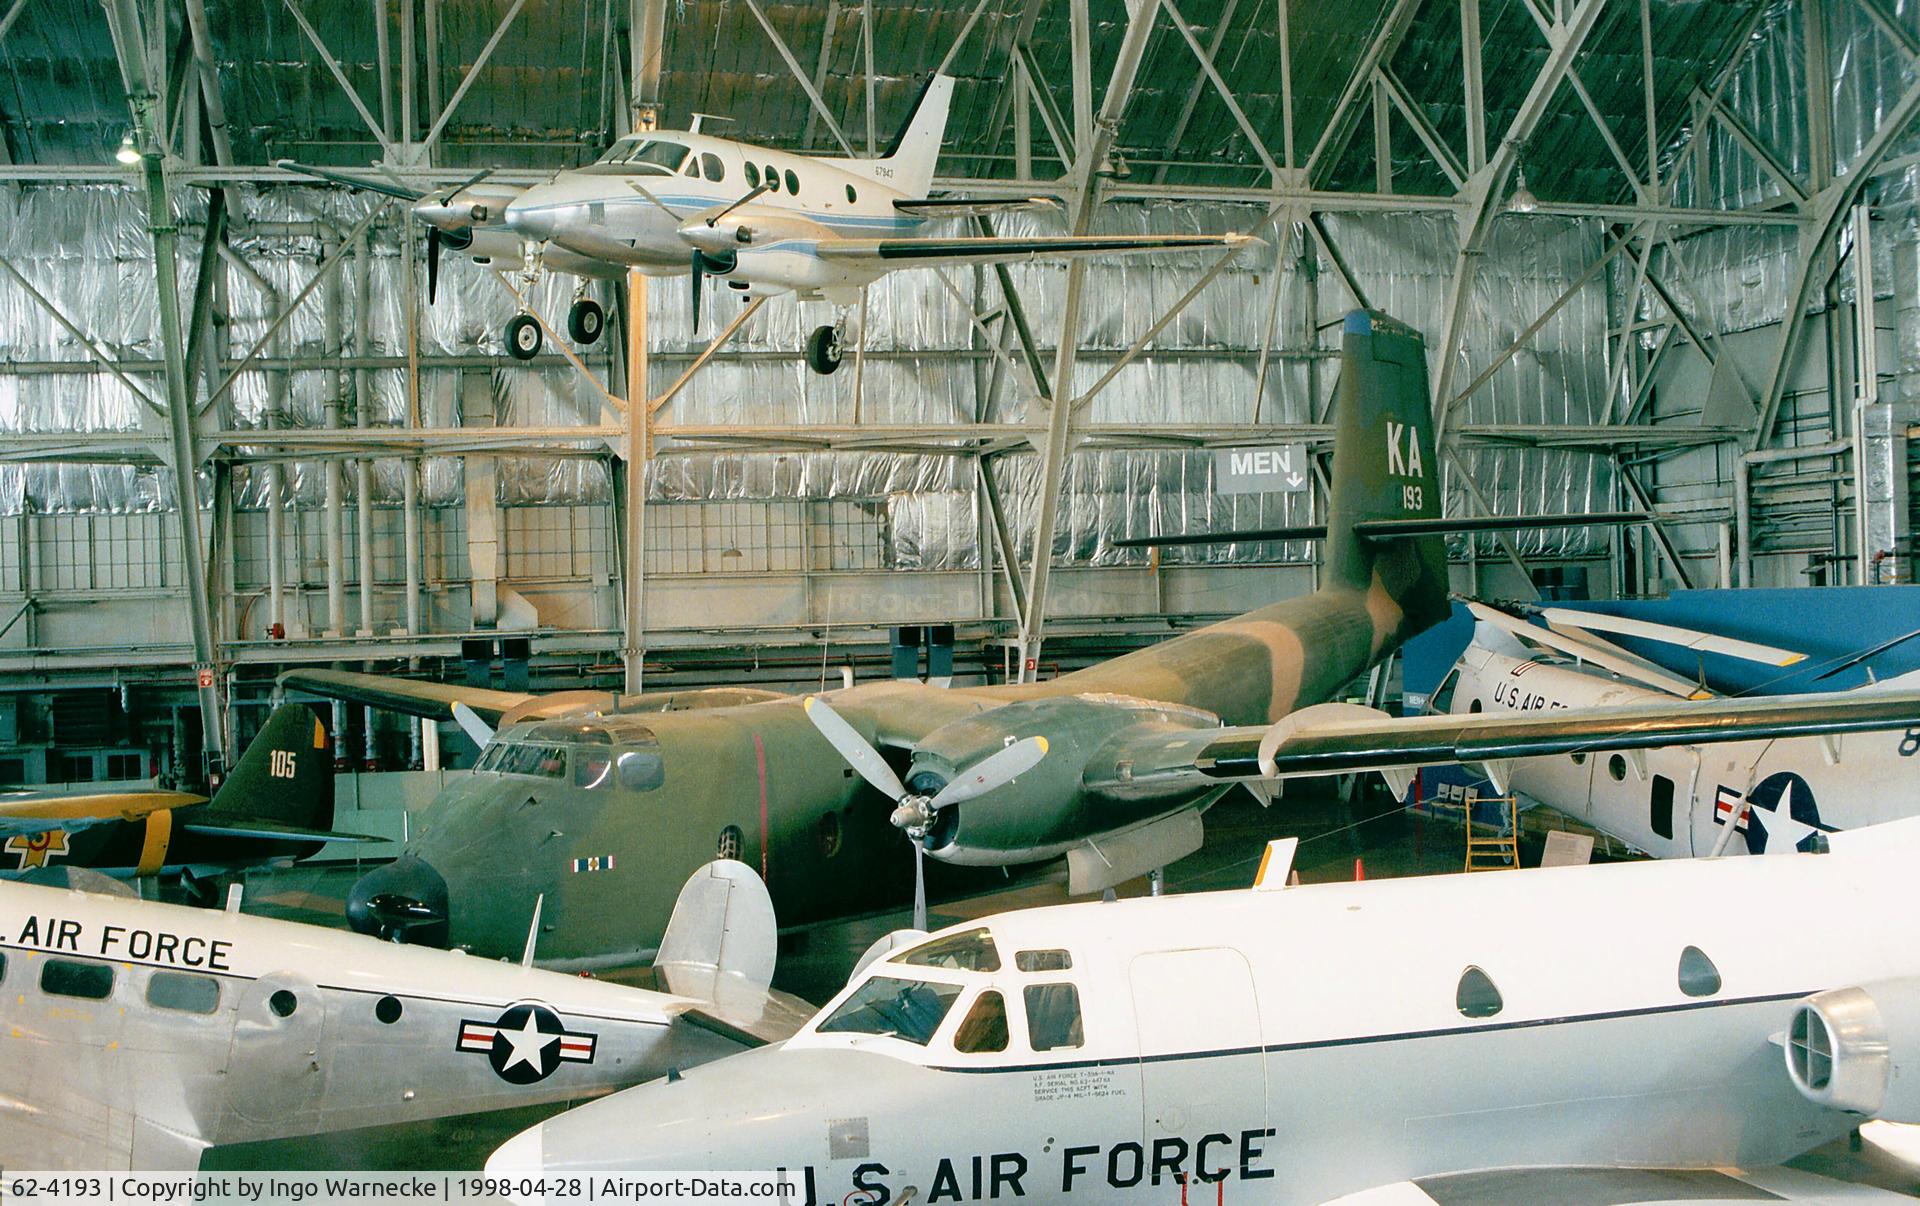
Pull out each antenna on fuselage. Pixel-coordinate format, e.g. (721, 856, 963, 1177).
(521, 893, 545, 968)
(688, 113, 737, 136)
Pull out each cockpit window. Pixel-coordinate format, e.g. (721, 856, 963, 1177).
(625, 140, 690, 173)
(892, 927, 1001, 973)
(617, 729, 665, 792)
(493, 743, 567, 779)
(953, 990, 1009, 1053)
(1429, 668, 1459, 715)
(817, 975, 962, 1045)
(596, 137, 640, 164)
(1015, 949, 1072, 972)
(1024, 982, 1083, 1051)
(574, 750, 612, 789)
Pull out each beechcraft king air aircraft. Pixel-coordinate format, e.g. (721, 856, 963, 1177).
(284, 311, 1920, 970)
(491, 824, 1920, 1204)
(283, 74, 1250, 371)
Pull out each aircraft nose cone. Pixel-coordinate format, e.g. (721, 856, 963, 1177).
(504, 193, 557, 242)
(346, 852, 450, 947)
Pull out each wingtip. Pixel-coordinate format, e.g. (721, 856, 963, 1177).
(1035, 736, 1050, 754)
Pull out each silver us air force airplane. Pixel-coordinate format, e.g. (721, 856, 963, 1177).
(1427, 601, 1920, 859)
(285, 74, 1249, 371)
(0, 860, 801, 1170)
(495, 821, 1920, 1204)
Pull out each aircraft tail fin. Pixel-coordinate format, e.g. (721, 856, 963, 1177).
(205, 703, 335, 833)
(834, 74, 954, 197)
(1322, 310, 1450, 641)
(657, 858, 778, 1022)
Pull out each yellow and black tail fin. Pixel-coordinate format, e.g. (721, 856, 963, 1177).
(188, 703, 357, 843)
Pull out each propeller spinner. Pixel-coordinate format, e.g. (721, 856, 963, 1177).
(802, 696, 1047, 931)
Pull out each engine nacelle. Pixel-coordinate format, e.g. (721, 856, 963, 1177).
(907, 693, 1220, 864)
(1785, 977, 1920, 1122)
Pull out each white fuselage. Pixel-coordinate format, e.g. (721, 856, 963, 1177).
(0, 882, 745, 1169)
(1439, 640, 1920, 856)
(493, 834, 1920, 1203)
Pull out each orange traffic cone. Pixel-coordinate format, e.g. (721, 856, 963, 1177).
(1353, 857, 1366, 881)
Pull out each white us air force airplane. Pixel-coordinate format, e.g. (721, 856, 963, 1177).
(286, 74, 1249, 371)
(0, 860, 801, 1170)
(494, 824, 1920, 1204)
(1427, 602, 1920, 858)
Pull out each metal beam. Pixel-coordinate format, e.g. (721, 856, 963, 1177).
(1160, 0, 1280, 180)
(1613, 453, 1694, 590)
(1154, 0, 1242, 184)
(0, 254, 166, 416)
(1378, 65, 1465, 188)
(742, 0, 856, 157)
(1307, 0, 1426, 183)
(420, 0, 527, 154)
(283, 0, 397, 158)
(800, 0, 841, 150)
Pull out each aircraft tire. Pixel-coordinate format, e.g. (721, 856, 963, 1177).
(568, 298, 605, 345)
(506, 313, 543, 360)
(805, 324, 843, 375)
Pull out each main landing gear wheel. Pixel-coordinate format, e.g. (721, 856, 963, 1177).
(505, 313, 543, 361)
(805, 324, 843, 375)
(567, 298, 605, 345)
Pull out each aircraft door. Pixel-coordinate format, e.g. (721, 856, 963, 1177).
(1129, 947, 1266, 1186)
(223, 971, 328, 1124)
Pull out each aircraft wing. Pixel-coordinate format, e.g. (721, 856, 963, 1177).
(0, 790, 206, 835)
(891, 197, 1060, 218)
(812, 231, 1255, 268)
(1084, 688, 1920, 792)
(278, 668, 537, 727)
(177, 818, 382, 843)
(1323, 1166, 1913, 1205)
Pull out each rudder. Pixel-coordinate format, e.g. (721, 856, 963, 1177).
(1322, 310, 1449, 637)
(207, 703, 334, 831)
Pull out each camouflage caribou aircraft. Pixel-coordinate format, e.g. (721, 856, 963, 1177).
(283, 311, 1920, 969)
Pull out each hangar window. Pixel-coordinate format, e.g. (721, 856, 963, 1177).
(1024, 983, 1084, 1052)
(1455, 965, 1503, 1019)
(894, 927, 1000, 973)
(953, 990, 1009, 1054)
(701, 153, 724, 182)
(1015, 949, 1072, 972)
(147, 971, 220, 1015)
(745, 162, 760, 188)
(616, 733, 665, 792)
(42, 958, 114, 1001)
(1678, 946, 1722, 998)
(785, 169, 800, 195)
(817, 975, 963, 1045)
(1608, 754, 1627, 782)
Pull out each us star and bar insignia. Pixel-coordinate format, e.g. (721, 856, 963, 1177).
(457, 1002, 597, 1084)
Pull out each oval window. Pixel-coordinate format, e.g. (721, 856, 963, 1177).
(784, 169, 799, 195)
(1678, 946, 1722, 998)
(846, 184, 858, 203)
(375, 994, 405, 1024)
(1608, 754, 1627, 782)
(269, 989, 299, 1018)
(745, 162, 760, 188)
(1455, 965, 1503, 1019)
(765, 164, 780, 191)
(1570, 752, 1587, 765)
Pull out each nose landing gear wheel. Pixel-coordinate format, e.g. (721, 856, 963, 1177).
(505, 313, 543, 360)
(805, 324, 843, 375)
(567, 298, 605, 345)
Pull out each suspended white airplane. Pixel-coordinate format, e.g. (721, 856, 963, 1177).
(1423, 603, 1920, 859)
(0, 859, 806, 1170)
(285, 75, 1253, 371)
(489, 822, 1920, 1203)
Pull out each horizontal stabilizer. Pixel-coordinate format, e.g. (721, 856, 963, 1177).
(892, 197, 1059, 217)
(1115, 511, 1647, 549)
(180, 819, 382, 844)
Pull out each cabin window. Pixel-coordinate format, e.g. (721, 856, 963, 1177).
(1678, 946, 1722, 998)
(784, 169, 800, 195)
(574, 750, 613, 790)
(376, 994, 405, 1024)
(1455, 965, 1503, 1019)
(1015, 949, 1072, 972)
(1468, 699, 1482, 714)
(954, 990, 1009, 1053)
(817, 975, 963, 1045)
(745, 162, 760, 188)
(764, 164, 780, 192)
(42, 958, 114, 1001)
(1608, 754, 1627, 782)
(893, 927, 1000, 973)
(1650, 774, 1675, 840)
(1571, 752, 1587, 765)
(1024, 983, 1084, 1051)
(846, 184, 858, 203)
(147, 971, 220, 1015)
(617, 733, 666, 792)
(701, 153, 724, 182)
(0, 951, 8, 983)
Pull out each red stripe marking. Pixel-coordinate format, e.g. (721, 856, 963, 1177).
(754, 731, 769, 882)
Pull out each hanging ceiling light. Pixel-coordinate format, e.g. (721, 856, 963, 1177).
(1508, 167, 1539, 213)
(114, 133, 142, 165)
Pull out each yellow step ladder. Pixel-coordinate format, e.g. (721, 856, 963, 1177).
(1463, 795, 1521, 872)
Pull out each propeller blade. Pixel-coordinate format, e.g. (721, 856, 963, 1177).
(803, 696, 907, 801)
(928, 736, 1049, 811)
(912, 843, 927, 934)
(438, 166, 495, 205)
(1536, 607, 1809, 667)
(625, 179, 694, 222)
(1467, 602, 1709, 699)
(690, 250, 703, 335)
(451, 701, 496, 747)
(698, 181, 773, 229)
(427, 228, 442, 305)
